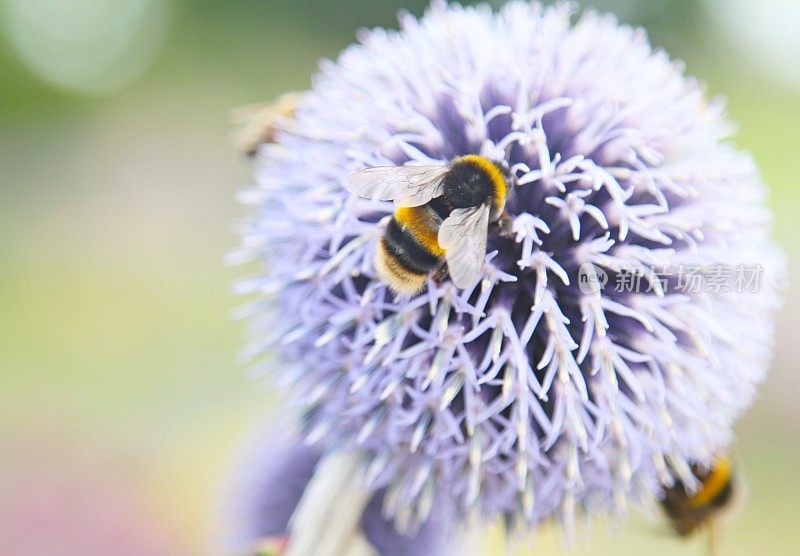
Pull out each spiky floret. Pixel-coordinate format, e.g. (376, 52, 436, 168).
(235, 1, 784, 535)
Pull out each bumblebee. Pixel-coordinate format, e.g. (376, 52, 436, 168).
(346, 154, 510, 295)
(660, 456, 739, 539)
(233, 92, 303, 156)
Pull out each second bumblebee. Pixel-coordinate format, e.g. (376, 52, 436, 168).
(659, 456, 740, 537)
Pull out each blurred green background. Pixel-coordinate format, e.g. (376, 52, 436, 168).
(1, 1, 797, 554)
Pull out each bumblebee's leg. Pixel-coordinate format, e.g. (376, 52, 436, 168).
(493, 211, 515, 237)
(707, 521, 719, 556)
(432, 260, 449, 284)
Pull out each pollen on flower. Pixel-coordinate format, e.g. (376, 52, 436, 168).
(237, 0, 784, 537)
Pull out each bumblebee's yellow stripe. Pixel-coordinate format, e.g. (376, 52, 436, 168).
(689, 457, 732, 507)
(394, 206, 445, 257)
(375, 239, 427, 295)
(459, 154, 507, 209)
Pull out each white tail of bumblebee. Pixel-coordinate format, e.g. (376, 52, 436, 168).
(285, 450, 374, 556)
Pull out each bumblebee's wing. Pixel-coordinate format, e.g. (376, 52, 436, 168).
(438, 204, 491, 288)
(345, 165, 448, 207)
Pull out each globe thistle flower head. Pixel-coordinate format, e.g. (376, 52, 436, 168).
(237, 0, 784, 537)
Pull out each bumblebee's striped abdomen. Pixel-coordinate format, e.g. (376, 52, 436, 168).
(375, 206, 444, 295)
(394, 206, 445, 258)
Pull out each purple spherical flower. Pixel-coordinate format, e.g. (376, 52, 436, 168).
(236, 0, 784, 538)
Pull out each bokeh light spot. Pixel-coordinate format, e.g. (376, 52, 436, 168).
(2, 0, 171, 96)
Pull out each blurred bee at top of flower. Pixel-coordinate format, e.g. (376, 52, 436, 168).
(232, 92, 304, 156)
(659, 455, 744, 553)
(346, 155, 513, 294)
